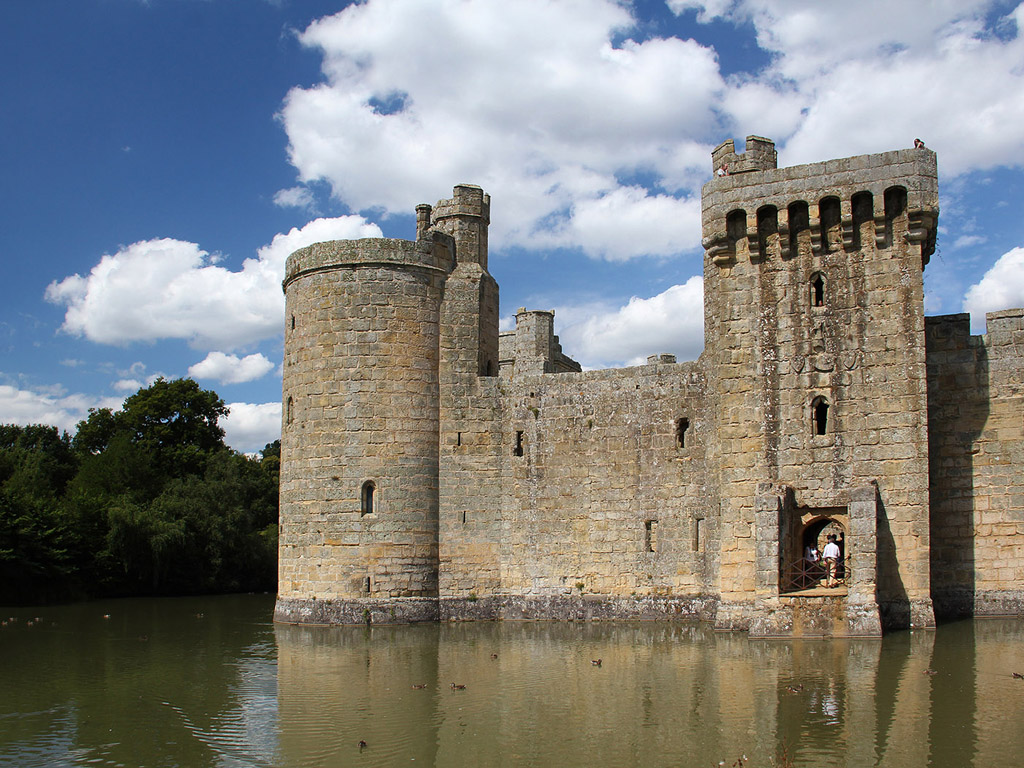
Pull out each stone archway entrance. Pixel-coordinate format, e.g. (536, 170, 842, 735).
(781, 508, 848, 593)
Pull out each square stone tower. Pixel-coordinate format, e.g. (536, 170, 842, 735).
(701, 137, 939, 633)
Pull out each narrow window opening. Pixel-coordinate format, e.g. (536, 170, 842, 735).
(645, 520, 658, 553)
(693, 517, 705, 552)
(788, 201, 810, 259)
(819, 197, 842, 253)
(756, 205, 779, 262)
(811, 273, 825, 307)
(727, 209, 747, 259)
(457, 431, 462, 446)
(361, 481, 376, 516)
(363, 576, 371, 593)
(812, 397, 830, 436)
(514, 431, 524, 457)
(676, 417, 690, 448)
(461, 511, 467, 524)
(884, 186, 908, 249)
(286, 396, 294, 425)
(851, 191, 874, 251)
(290, 314, 295, 330)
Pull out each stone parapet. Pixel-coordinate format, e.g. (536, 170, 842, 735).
(284, 234, 453, 289)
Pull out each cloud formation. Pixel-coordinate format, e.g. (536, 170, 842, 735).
(46, 216, 382, 351)
(963, 246, 1024, 330)
(556, 277, 705, 368)
(0, 383, 122, 435)
(277, 0, 1024, 271)
(189, 352, 276, 385)
(673, 0, 1024, 175)
(281, 0, 721, 261)
(223, 401, 282, 454)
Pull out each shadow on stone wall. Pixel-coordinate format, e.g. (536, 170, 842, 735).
(875, 492, 910, 630)
(926, 315, 989, 620)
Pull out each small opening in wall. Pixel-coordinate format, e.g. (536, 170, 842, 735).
(645, 520, 658, 552)
(693, 517, 705, 552)
(457, 432, 462, 446)
(727, 209, 747, 258)
(514, 431, 524, 457)
(788, 200, 810, 258)
(851, 191, 874, 251)
(363, 576, 371, 594)
(290, 314, 295, 330)
(461, 511, 467, 524)
(676, 417, 690, 448)
(811, 272, 825, 307)
(286, 396, 294, 425)
(361, 480, 376, 516)
(819, 197, 841, 253)
(756, 205, 779, 262)
(812, 397, 830, 436)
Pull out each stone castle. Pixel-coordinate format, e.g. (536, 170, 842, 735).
(274, 137, 1024, 636)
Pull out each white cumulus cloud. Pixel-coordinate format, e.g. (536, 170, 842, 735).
(189, 352, 276, 385)
(223, 401, 282, 454)
(673, 0, 1024, 176)
(45, 216, 382, 350)
(963, 246, 1024, 330)
(280, 0, 727, 262)
(555, 277, 705, 368)
(0, 384, 123, 435)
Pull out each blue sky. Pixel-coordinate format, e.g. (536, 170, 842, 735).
(3, 0, 1024, 453)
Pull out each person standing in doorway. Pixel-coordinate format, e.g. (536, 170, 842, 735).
(823, 534, 840, 587)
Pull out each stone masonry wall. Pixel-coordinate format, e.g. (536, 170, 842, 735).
(927, 310, 1024, 618)
(701, 144, 939, 630)
(277, 236, 453, 622)
(495, 359, 713, 602)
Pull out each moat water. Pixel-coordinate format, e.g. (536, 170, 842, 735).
(1, 594, 1023, 767)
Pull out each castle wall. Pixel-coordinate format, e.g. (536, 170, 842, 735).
(494, 359, 713, 605)
(926, 310, 1024, 617)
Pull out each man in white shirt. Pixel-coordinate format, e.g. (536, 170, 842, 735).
(822, 534, 841, 587)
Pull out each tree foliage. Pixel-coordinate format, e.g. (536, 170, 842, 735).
(0, 379, 278, 604)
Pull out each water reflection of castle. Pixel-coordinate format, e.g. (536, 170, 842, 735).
(273, 621, 1024, 766)
(276, 138, 1024, 636)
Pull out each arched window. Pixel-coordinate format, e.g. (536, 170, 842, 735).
(810, 272, 826, 307)
(361, 481, 376, 516)
(812, 397, 830, 436)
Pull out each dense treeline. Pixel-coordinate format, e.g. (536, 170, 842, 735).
(0, 378, 279, 604)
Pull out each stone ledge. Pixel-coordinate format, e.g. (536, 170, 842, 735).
(274, 596, 440, 625)
(440, 594, 716, 622)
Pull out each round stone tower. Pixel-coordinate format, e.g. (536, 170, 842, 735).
(275, 232, 455, 624)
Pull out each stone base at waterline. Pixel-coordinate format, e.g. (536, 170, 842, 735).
(743, 596, 883, 638)
(273, 593, 716, 625)
(273, 597, 440, 625)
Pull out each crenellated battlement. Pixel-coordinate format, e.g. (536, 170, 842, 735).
(701, 142, 938, 268)
(711, 135, 777, 176)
